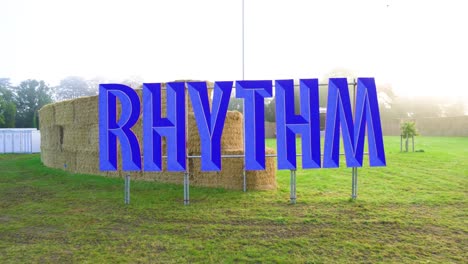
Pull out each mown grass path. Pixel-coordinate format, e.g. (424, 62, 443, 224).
(0, 137, 467, 263)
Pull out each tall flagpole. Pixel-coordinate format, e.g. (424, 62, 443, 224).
(242, 0, 247, 192)
(242, 0, 245, 80)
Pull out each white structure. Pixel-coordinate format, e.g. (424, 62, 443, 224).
(0, 128, 41, 154)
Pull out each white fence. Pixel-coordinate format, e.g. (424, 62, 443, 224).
(0, 128, 41, 154)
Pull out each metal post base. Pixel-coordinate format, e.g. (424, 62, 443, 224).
(243, 169, 247, 192)
(351, 168, 358, 200)
(184, 172, 190, 205)
(290, 170, 296, 204)
(124, 174, 130, 204)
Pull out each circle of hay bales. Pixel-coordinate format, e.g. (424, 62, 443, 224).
(38, 84, 276, 190)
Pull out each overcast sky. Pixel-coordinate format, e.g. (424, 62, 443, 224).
(1, 0, 467, 98)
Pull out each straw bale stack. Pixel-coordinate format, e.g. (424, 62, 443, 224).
(75, 149, 105, 176)
(52, 150, 77, 173)
(40, 125, 62, 150)
(189, 149, 244, 189)
(54, 100, 75, 126)
(38, 104, 59, 167)
(40, 147, 55, 168)
(38, 104, 55, 128)
(246, 147, 277, 190)
(189, 147, 277, 190)
(85, 124, 100, 152)
(74, 96, 98, 126)
(38, 81, 276, 191)
(61, 125, 91, 152)
(221, 111, 243, 151)
(187, 113, 202, 154)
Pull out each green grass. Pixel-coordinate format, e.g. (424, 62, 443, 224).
(0, 137, 467, 263)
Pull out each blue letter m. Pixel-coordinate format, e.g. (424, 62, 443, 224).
(323, 78, 386, 168)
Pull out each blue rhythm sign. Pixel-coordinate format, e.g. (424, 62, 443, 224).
(99, 78, 386, 172)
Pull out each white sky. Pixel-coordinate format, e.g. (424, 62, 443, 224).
(1, 0, 467, 98)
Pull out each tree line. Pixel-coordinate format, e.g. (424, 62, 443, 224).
(0, 76, 102, 128)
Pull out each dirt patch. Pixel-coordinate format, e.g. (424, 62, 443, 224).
(0, 185, 54, 208)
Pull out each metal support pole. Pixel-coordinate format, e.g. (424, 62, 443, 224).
(290, 170, 296, 204)
(124, 174, 130, 204)
(243, 169, 247, 192)
(351, 79, 358, 200)
(184, 172, 190, 205)
(241, 0, 245, 80)
(183, 82, 190, 206)
(241, 0, 247, 194)
(351, 168, 358, 200)
(412, 136, 414, 152)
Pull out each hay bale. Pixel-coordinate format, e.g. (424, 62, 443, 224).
(38, 104, 55, 128)
(52, 149, 77, 173)
(74, 96, 98, 126)
(75, 144, 133, 178)
(190, 149, 245, 189)
(40, 125, 62, 150)
(189, 147, 277, 190)
(187, 113, 201, 154)
(54, 100, 75, 126)
(221, 111, 243, 151)
(106, 170, 121, 178)
(85, 124, 99, 152)
(140, 157, 184, 184)
(246, 147, 277, 190)
(61, 124, 90, 152)
(75, 150, 105, 176)
(40, 147, 56, 168)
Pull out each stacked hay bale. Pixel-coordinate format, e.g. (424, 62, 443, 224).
(188, 111, 244, 189)
(188, 111, 276, 190)
(39, 96, 112, 177)
(39, 81, 276, 190)
(38, 104, 58, 168)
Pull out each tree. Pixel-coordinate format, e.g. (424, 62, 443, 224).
(15, 79, 53, 128)
(55, 76, 95, 101)
(86, 76, 106, 96)
(0, 78, 16, 127)
(0, 97, 16, 128)
(264, 98, 276, 122)
(400, 121, 418, 152)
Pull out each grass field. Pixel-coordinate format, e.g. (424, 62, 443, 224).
(0, 137, 467, 263)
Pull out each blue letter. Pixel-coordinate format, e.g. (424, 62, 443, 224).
(275, 79, 321, 170)
(143, 82, 186, 171)
(99, 84, 141, 171)
(236, 80, 272, 170)
(323, 78, 386, 168)
(354, 78, 386, 166)
(188, 81, 233, 171)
